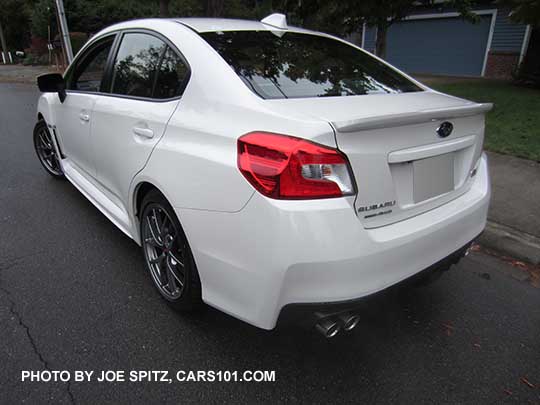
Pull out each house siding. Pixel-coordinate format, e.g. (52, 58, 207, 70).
(363, 26, 377, 54)
(491, 8, 527, 52)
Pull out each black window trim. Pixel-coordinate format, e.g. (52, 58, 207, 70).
(64, 33, 118, 93)
(65, 28, 192, 103)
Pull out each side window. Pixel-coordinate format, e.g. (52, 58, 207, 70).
(69, 37, 114, 92)
(153, 46, 189, 99)
(111, 33, 166, 98)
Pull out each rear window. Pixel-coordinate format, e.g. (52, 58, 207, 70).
(200, 31, 422, 99)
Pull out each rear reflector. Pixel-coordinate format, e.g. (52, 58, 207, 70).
(237, 132, 355, 199)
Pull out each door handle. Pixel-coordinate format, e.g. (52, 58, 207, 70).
(132, 126, 154, 139)
(79, 113, 90, 122)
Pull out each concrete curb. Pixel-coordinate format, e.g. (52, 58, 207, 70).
(478, 221, 540, 265)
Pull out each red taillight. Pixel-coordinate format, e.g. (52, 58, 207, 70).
(237, 132, 355, 200)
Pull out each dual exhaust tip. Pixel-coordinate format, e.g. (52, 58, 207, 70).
(315, 312, 361, 338)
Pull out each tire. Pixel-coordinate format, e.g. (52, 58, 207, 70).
(140, 190, 202, 311)
(33, 120, 64, 179)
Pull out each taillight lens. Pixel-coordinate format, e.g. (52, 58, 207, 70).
(237, 132, 355, 200)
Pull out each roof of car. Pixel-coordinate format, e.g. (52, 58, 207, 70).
(172, 17, 311, 34)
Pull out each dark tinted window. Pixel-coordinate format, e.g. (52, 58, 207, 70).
(153, 46, 189, 99)
(111, 33, 166, 98)
(201, 31, 421, 99)
(69, 37, 114, 92)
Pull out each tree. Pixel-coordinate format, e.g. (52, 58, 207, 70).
(499, 0, 540, 87)
(280, 0, 476, 59)
(204, 0, 225, 17)
(29, 0, 56, 39)
(499, 0, 540, 27)
(159, 0, 170, 17)
(0, 0, 32, 50)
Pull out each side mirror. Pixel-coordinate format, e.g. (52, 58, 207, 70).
(37, 73, 66, 103)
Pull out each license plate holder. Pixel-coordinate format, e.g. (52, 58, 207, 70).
(413, 153, 455, 203)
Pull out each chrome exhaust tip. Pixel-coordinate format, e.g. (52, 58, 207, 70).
(339, 313, 361, 331)
(315, 317, 341, 338)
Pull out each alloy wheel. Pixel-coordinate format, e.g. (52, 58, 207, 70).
(35, 126, 63, 176)
(142, 205, 186, 300)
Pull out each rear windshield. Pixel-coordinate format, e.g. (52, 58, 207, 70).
(200, 30, 422, 99)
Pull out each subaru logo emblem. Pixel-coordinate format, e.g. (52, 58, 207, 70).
(437, 122, 453, 138)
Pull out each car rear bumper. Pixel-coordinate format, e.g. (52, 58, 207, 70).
(276, 240, 474, 328)
(177, 153, 490, 330)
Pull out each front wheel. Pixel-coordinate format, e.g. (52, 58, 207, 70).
(140, 190, 202, 311)
(33, 120, 64, 178)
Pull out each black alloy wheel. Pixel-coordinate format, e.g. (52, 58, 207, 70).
(33, 120, 64, 178)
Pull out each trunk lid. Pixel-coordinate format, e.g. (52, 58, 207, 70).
(266, 91, 492, 228)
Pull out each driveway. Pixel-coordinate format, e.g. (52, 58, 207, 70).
(0, 65, 58, 84)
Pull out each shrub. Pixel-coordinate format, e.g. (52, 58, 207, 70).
(37, 54, 50, 65)
(22, 54, 39, 66)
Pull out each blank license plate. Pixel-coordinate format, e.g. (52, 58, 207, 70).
(413, 153, 455, 203)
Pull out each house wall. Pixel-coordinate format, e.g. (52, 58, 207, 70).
(361, 6, 529, 79)
(486, 8, 528, 78)
(364, 26, 377, 54)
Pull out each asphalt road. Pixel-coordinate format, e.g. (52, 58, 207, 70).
(1, 83, 539, 404)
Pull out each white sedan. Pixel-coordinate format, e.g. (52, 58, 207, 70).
(35, 14, 491, 337)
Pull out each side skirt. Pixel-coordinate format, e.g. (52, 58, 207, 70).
(61, 158, 135, 240)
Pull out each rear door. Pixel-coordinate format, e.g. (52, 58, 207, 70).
(90, 31, 190, 204)
(57, 35, 116, 177)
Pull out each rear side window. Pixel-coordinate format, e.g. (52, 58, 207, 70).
(68, 37, 114, 92)
(110, 32, 189, 99)
(201, 31, 422, 99)
(111, 33, 165, 98)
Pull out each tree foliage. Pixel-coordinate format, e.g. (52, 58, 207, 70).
(279, 0, 477, 58)
(0, 0, 261, 51)
(499, 0, 540, 27)
(0, 0, 34, 50)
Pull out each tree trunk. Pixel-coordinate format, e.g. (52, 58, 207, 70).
(159, 0, 170, 17)
(375, 23, 387, 59)
(204, 0, 225, 17)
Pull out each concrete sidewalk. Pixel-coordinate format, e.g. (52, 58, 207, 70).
(480, 152, 540, 264)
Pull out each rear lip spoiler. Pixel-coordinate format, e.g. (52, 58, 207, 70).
(333, 102, 493, 133)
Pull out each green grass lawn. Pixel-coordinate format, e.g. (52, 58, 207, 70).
(431, 80, 540, 161)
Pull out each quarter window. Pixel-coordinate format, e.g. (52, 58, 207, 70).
(69, 37, 114, 92)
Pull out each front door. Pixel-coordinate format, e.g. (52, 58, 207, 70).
(54, 93, 96, 176)
(91, 32, 190, 205)
(57, 35, 116, 177)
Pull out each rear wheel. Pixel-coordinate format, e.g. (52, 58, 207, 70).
(140, 190, 202, 311)
(33, 120, 64, 178)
